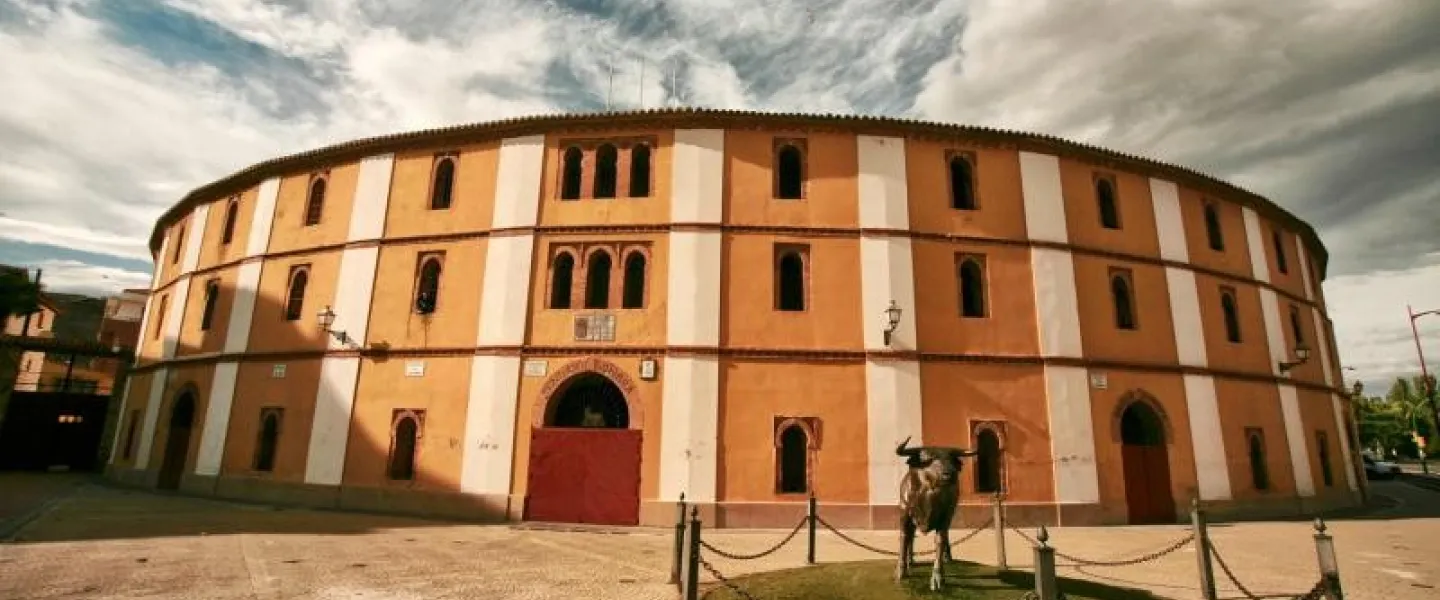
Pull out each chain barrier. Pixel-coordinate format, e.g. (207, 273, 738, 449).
(816, 515, 994, 557)
(1207, 538, 1262, 600)
(699, 517, 807, 561)
(1007, 525, 1194, 568)
(1293, 578, 1331, 600)
(698, 550, 762, 600)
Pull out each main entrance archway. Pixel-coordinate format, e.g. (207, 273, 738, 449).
(1118, 396, 1174, 524)
(157, 390, 196, 491)
(525, 364, 642, 526)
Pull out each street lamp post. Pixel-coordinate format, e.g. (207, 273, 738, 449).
(1408, 305, 1439, 464)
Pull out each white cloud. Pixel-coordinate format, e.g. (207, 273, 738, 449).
(30, 259, 150, 298)
(1325, 262, 1440, 391)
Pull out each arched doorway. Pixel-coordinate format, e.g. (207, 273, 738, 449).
(525, 369, 642, 526)
(157, 391, 197, 491)
(1119, 399, 1174, 524)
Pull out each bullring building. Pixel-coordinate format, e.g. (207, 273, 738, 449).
(107, 109, 1362, 528)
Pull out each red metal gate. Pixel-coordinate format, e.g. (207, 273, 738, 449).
(525, 428, 642, 526)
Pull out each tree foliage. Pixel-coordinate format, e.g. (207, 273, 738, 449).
(0, 269, 41, 323)
(1356, 376, 1438, 459)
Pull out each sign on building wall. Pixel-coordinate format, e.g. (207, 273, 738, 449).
(523, 359, 548, 377)
(271, 364, 286, 378)
(405, 361, 425, 377)
(1089, 373, 1108, 390)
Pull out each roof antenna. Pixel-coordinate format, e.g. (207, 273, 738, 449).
(605, 58, 615, 112)
(638, 59, 645, 109)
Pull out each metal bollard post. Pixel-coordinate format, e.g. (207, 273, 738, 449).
(1190, 498, 1218, 600)
(806, 493, 818, 565)
(669, 492, 686, 585)
(1313, 518, 1344, 600)
(993, 492, 1007, 570)
(683, 507, 702, 600)
(1033, 526, 1058, 600)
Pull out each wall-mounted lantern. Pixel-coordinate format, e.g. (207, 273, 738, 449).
(1277, 343, 1311, 375)
(317, 305, 360, 349)
(883, 300, 903, 347)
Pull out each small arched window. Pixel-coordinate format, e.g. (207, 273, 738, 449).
(199, 280, 220, 331)
(171, 226, 185, 264)
(594, 144, 618, 199)
(776, 250, 806, 311)
(254, 409, 281, 472)
(415, 257, 442, 315)
(949, 155, 976, 210)
(776, 144, 804, 199)
(959, 257, 986, 318)
(629, 144, 651, 197)
(622, 252, 646, 309)
(389, 411, 421, 481)
(285, 268, 308, 321)
(1272, 230, 1288, 273)
(1316, 431, 1333, 488)
(1097, 178, 1120, 229)
(430, 157, 455, 210)
(561, 147, 583, 200)
(975, 428, 1003, 494)
(1204, 203, 1224, 251)
(221, 199, 239, 245)
(1221, 290, 1242, 343)
(1289, 305, 1304, 345)
(1247, 428, 1269, 491)
(550, 253, 575, 309)
(585, 250, 612, 309)
(1111, 271, 1136, 330)
(778, 425, 809, 494)
(304, 178, 326, 226)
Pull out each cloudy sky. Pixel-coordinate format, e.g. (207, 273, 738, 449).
(0, 0, 1436, 391)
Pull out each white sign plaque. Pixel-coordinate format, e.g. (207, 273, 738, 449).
(271, 364, 286, 378)
(1089, 373, 1108, 390)
(405, 361, 425, 377)
(523, 360, 548, 377)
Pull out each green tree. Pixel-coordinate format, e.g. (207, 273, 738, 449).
(0, 268, 41, 323)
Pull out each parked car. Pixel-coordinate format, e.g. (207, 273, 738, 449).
(1363, 455, 1401, 480)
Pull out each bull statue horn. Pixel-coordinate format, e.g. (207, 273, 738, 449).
(895, 436, 919, 456)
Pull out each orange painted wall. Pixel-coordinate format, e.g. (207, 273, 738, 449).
(905, 142, 1027, 240)
(918, 363, 1053, 503)
(1297, 389, 1346, 497)
(196, 186, 260, 270)
(1261, 221, 1307, 300)
(1178, 187, 1254, 279)
(267, 164, 359, 255)
(384, 144, 499, 238)
(1073, 256, 1179, 365)
(529, 234, 667, 347)
(246, 249, 343, 353)
(144, 365, 215, 473)
(156, 217, 188, 288)
(725, 130, 858, 228)
(221, 360, 322, 480)
(1213, 378, 1296, 501)
(1088, 371, 1198, 516)
(345, 356, 472, 491)
(175, 266, 240, 357)
(1194, 275, 1273, 376)
(720, 234, 863, 349)
(113, 372, 154, 468)
(716, 360, 869, 503)
(538, 130, 673, 226)
(911, 240, 1039, 356)
(1059, 158, 1162, 258)
(1278, 299, 1325, 386)
(366, 241, 486, 349)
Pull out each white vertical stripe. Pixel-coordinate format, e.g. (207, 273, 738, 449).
(665, 232, 722, 347)
(304, 356, 361, 485)
(671, 129, 725, 224)
(328, 246, 380, 349)
(246, 178, 281, 256)
(476, 235, 534, 346)
(856, 135, 910, 230)
(134, 367, 169, 470)
(150, 238, 170, 290)
(1295, 236, 1316, 302)
(1031, 248, 1084, 358)
(1330, 394, 1358, 491)
(1259, 288, 1287, 376)
(180, 204, 209, 275)
(866, 359, 924, 506)
(161, 278, 191, 360)
(1311, 308, 1335, 386)
(1148, 178, 1189, 263)
(1277, 384, 1316, 496)
(1183, 374, 1231, 500)
(194, 362, 238, 476)
(1019, 152, 1068, 244)
(491, 135, 545, 229)
(658, 356, 721, 502)
(460, 354, 522, 494)
(107, 379, 135, 464)
(860, 237, 917, 350)
(222, 261, 264, 354)
(1241, 207, 1270, 284)
(1046, 366, 1099, 504)
(348, 154, 394, 240)
(1166, 267, 1208, 368)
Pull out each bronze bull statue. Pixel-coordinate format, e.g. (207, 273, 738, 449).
(895, 436, 977, 591)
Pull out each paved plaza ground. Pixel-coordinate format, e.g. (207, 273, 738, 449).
(1, 474, 1437, 600)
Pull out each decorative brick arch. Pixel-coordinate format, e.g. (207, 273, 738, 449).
(1109, 388, 1174, 445)
(533, 357, 642, 429)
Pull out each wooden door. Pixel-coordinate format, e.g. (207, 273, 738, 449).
(526, 428, 642, 526)
(156, 422, 192, 490)
(1122, 444, 1175, 524)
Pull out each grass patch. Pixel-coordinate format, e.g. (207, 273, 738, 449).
(699, 559, 1165, 600)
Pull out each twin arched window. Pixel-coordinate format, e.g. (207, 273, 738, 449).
(559, 144, 652, 200)
(430, 157, 455, 210)
(1097, 177, 1120, 229)
(549, 248, 648, 310)
(949, 155, 976, 210)
(285, 267, 308, 321)
(304, 177, 326, 226)
(1111, 270, 1136, 330)
(776, 143, 804, 199)
(1221, 289, 1242, 343)
(958, 256, 987, 318)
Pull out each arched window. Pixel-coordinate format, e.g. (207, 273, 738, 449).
(388, 411, 421, 481)
(776, 250, 806, 311)
(560, 147, 583, 200)
(172, 226, 185, 264)
(949, 155, 976, 210)
(1247, 428, 1269, 491)
(1316, 431, 1333, 488)
(550, 253, 575, 309)
(199, 280, 220, 331)
(304, 178, 326, 226)
(1272, 230, 1288, 273)
(622, 252, 646, 309)
(585, 250, 612, 309)
(1111, 271, 1136, 330)
(153, 295, 168, 340)
(430, 157, 455, 210)
(776, 144, 804, 199)
(284, 268, 308, 321)
(254, 409, 281, 472)
(958, 257, 986, 318)
(975, 427, 1003, 494)
(629, 144, 651, 197)
(221, 199, 239, 245)
(1289, 305, 1304, 344)
(594, 144, 618, 199)
(1204, 203, 1224, 251)
(1097, 178, 1120, 229)
(415, 257, 442, 315)
(122, 410, 140, 460)
(778, 425, 809, 494)
(1221, 290, 1242, 343)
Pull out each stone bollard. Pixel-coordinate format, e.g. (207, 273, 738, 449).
(806, 494, 818, 565)
(993, 492, 1007, 570)
(1033, 526, 1058, 600)
(683, 507, 702, 600)
(1190, 498, 1217, 600)
(1313, 518, 1344, 600)
(670, 492, 686, 585)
